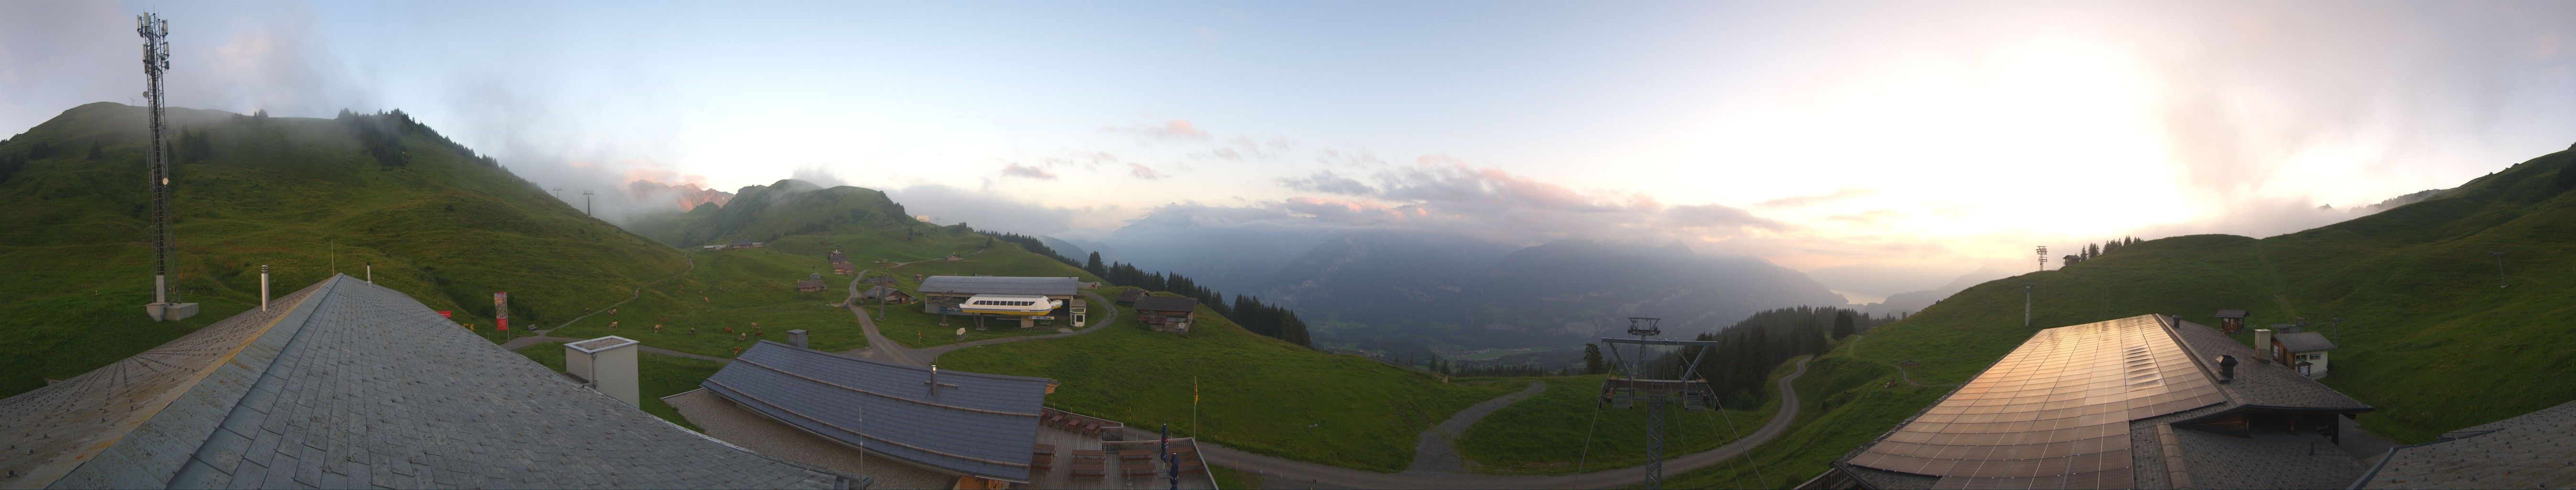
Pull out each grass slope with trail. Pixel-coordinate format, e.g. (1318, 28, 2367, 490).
(1453, 371, 1779, 476)
(0, 103, 688, 398)
(1663, 145, 2576, 488)
(939, 291, 1530, 473)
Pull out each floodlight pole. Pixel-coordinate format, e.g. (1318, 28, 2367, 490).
(2036, 245, 2050, 272)
(2330, 317, 2343, 346)
(2022, 282, 2035, 327)
(583, 190, 595, 216)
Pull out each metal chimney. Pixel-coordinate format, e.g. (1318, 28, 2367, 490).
(2216, 355, 2237, 383)
(788, 329, 809, 349)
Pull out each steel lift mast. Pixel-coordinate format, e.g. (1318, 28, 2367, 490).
(1598, 317, 1725, 489)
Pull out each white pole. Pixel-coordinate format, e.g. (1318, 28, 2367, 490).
(366, 264, 372, 284)
(260, 265, 269, 311)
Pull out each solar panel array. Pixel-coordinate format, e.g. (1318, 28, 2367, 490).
(1848, 315, 2226, 489)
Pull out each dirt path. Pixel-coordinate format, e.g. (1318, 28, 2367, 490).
(1204, 356, 1814, 489)
(1403, 380, 1549, 474)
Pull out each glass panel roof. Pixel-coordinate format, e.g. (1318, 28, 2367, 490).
(1851, 315, 2225, 489)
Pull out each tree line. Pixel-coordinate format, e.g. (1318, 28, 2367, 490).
(1077, 250, 1313, 348)
(2060, 235, 2143, 267)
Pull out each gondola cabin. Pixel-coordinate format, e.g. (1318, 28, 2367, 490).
(958, 294, 1064, 316)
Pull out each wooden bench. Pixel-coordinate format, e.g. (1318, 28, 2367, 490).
(1070, 462, 1105, 479)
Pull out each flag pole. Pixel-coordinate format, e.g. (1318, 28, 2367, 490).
(1192, 376, 1200, 437)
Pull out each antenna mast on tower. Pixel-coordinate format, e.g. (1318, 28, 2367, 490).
(139, 12, 196, 322)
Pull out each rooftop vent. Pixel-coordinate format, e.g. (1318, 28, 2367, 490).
(788, 329, 808, 349)
(566, 336, 641, 407)
(2216, 355, 2237, 383)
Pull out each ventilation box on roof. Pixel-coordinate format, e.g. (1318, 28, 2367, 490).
(567, 336, 640, 407)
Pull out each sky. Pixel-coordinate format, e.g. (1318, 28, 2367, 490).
(5, 1, 2572, 300)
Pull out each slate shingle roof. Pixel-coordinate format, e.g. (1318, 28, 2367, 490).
(915, 276, 1079, 297)
(702, 342, 1051, 482)
(1131, 296, 1198, 313)
(0, 275, 855, 490)
(2274, 331, 2336, 352)
(2165, 319, 2369, 410)
(2356, 399, 2576, 489)
(2214, 309, 2248, 319)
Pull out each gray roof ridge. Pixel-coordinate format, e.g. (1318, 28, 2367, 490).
(33, 276, 348, 489)
(748, 340, 1057, 387)
(2156, 314, 2249, 408)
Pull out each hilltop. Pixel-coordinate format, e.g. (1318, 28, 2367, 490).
(1666, 143, 2576, 486)
(624, 178, 915, 247)
(0, 102, 687, 397)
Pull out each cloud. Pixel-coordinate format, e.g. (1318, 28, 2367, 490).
(1116, 158, 1789, 254)
(1000, 162, 1059, 180)
(1757, 188, 1876, 208)
(885, 184, 1125, 235)
(1277, 170, 1376, 196)
(1197, 136, 1289, 161)
(1103, 119, 1211, 141)
(791, 165, 848, 187)
(1128, 163, 1164, 180)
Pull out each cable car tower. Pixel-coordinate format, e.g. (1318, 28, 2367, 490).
(1598, 317, 1724, 489)
(138, 12, 197, 322)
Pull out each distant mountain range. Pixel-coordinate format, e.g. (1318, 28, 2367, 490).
(1077, 223, 1849, 355)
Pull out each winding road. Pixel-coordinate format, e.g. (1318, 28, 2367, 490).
(1404, 380, 1550, 474)
(1201, 356, 1815, 489)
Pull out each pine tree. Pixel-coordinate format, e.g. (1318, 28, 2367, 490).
(1085, 252, 1105, 276)
(1583, 344, 1606, 374)
(1832, 310, 1857, 339)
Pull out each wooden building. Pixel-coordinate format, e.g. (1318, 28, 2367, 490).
(826, 250, 848, 262)
(2271, 331, 2336, 378)
(831, 261, 856, 275)
(860, 286, 913, 304)
(796, 279, 828, 293)
(2214, 309, 2248, 333)
(1132, 296, 1198, 334)
(1114, 289, 1145, 306)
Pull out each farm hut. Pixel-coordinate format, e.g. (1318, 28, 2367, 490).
(1132, 296, 1198, 334)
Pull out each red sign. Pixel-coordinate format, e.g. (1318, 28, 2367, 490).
(437, 311, 452, 318)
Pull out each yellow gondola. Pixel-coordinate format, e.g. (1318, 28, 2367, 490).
(957, 294, 1063, 316)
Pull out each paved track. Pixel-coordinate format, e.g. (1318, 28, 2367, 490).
(1199, 356, 1814, 489)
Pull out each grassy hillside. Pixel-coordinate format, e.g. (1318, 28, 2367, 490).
(541, 223, 1104, 357)
(939, 291, 1530, 473)
(1661, 145, 2576, 487)
(1454, 371, 1779, 475)
(0, 103, 689, 397)
(625, 179, 917, 247)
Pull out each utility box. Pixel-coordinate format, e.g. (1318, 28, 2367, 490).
(1070, 299, 1088, 327)
(788, 329, 809, 349)
(566, 336, 640, 407)
(144, 302, 200, 322)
